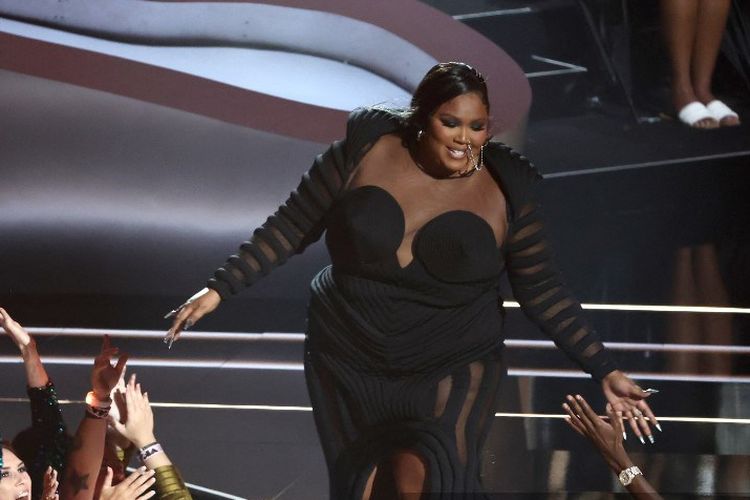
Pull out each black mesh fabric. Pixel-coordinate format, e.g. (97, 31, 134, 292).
(208, 108, 617, 497)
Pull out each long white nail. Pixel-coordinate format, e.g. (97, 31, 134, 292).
(623, 432, 627, 440)
(656, 424, 663, 432)
(639, 436, 645, 445)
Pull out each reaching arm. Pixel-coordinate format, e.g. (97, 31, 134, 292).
(1, 308, 70, 489)
(0, 307, 48, 388)
(505, 201, 617, 381)
(207, 138, 349, 299)
(497, 148, 659, 438)
(563, 394, 662, 499)
(60, 336, 128, 500)
(165, 107, 402, 341)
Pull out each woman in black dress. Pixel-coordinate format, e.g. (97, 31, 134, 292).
(165, 62, 659, 498)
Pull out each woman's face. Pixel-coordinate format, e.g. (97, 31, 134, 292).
(420, 91, 490, 175)
(0, 448, 31, 500)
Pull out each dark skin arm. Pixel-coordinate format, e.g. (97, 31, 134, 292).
(563, 394, 662, 500)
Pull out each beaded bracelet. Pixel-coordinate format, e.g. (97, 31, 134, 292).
(138, 442, 164, 462)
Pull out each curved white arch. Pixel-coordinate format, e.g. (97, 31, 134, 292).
(0, 0, 438, 92)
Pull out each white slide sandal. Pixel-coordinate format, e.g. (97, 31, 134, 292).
(677, 101, 718, 128)
(706, 100, 740, 126)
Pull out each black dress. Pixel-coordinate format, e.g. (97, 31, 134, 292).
(208, 108, 617, 498)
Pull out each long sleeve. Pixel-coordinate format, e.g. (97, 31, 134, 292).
(21, 381, 71, 500)
(505, 199, 618, 381)
(487, 143, 618, 381)
(207, 107, 401, 299)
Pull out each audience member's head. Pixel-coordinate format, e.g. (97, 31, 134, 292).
(1, 442, 32, 500)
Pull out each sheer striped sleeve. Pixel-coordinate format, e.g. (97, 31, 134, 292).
(207, 139, 349, 299)
(207, 107, 397, 300)
(497, 148, 617, 381)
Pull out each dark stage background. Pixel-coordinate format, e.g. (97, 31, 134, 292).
(1, 1, 749, 498)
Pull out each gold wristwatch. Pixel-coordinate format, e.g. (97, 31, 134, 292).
(618, 465, 643, 486)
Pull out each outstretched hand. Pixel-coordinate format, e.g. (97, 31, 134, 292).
(0, 307, 33, 350)
(99, 466, 155, 500)
(110, 374, 156, 449)
(163, 287, 220, 348)
(601, 370, 660, 443)
(91, 335, 128, 400)
(563, 394, 631, 472)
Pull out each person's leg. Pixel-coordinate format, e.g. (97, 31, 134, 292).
(661, 0, 717, 128)
(666, 247, 701, 373)
(692, 0, 740, 125)
(693, 243, 733, 375)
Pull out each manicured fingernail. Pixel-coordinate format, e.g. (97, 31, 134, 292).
(643, 388, 660, 394)
(639, 436, 645, 445)
(163, 310, 175, 319)
(184, 320, 193, 331)
(575, 394, 582, 400)
(648, 435, 655, 444)
(656, 424, 663, 432)
(623, 432, 627, 440)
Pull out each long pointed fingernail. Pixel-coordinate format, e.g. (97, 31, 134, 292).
(164, 310, 177, 319)
(648, 435, 655, 444)
(623, 432, 627, 440)
(639, 436, 645, 445)
(656, 424, 663, 432)
(184, 320, 193, 331)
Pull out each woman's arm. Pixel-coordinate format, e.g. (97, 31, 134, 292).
(563, 394, 662, 499)
(60, 336, 128, 500)
(0, 307, 48, 387)
(1, 308, 71, 489)
(501, 161, 658, 439)
(165, 107, 401, 341)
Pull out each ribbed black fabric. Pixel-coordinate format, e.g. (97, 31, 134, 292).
(208, 108, 617, 498)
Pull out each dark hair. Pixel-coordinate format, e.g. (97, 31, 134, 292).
(405, 62, 489, 141)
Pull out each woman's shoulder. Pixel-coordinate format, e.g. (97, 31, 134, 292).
(346, 106, 405, 139)
(484, 142, 543, 216)
(485, 141, 542, 186)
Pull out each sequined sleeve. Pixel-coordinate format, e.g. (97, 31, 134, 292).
(24, 381, 71, 497)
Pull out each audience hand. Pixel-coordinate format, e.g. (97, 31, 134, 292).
(563, 394, 632, 473)
(41, 466, 59, 500)
(0, 307, 33, 351)
(91, 335, 128, 400)
(111, 374, 156, 449)
(99, 467, 156, 500)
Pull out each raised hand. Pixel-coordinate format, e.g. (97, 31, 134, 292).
(163, 287, 220, 348)
(91, 335, 128, 400)
(601, 370, 660, 444)
(0, 307, 33, 350)
(41, 466, 59, 500)
(99, 467, 156, 500)
(563, 394, 631, 472)
(110, 374, 156, 449)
